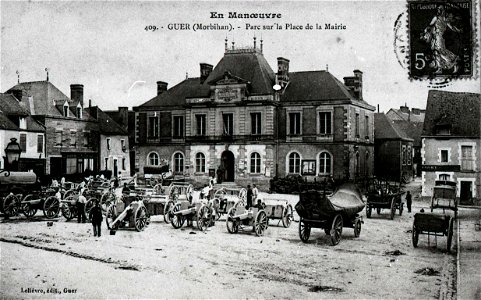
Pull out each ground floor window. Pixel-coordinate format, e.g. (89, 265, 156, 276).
(439, 174, 451, 181)
(148, 152, 159, 166)
(319, 152, 332, 175)
(195, 152, 206, 173)
(250, 152, 261, 174)
(288, 152, 301, 174)
(174, 152, 184, 174)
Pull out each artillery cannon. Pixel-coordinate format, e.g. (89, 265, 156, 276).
(211, 187, 246, 220)
(262, 199, 294, 228)
(105, 195, 150, 232)
(170, 198, 214, 232)
(226, 200, 268, 236)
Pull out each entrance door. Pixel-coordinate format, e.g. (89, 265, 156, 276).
(50, 157, 62, 178)
(220, 150, 235, 182)
(460, 181, 472, 204)
(113, 159, 118, 178)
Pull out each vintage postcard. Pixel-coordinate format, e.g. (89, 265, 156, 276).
(1, 0, 480, 299)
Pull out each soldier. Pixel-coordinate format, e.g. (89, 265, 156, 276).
(89, 200, 103, 237)
(76, 189, 87, 223)
(246, 185, 253, 209)
(406, 191, 412, 213)
(252, 184, 259, 202)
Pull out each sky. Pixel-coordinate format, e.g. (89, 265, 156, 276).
(1, 0, 480, 112)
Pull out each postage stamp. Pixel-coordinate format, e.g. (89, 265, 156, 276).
(408, 0, 475, 79)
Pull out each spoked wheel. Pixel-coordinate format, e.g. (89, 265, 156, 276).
(153, 184, 163, 195)
(226, 207, 238, 234)
(254, 210, 268, 236)
(196, 205, 212, 232)
(61, 198, 77, 221)
(281, 204, 294, 228)
(446, 217, 454, 253)
(100, 192, 116, 209)
(43, 196, 60, 219)
(171, 205, 185, 229)
(376, 207, 381, 215)
(134, 206, 150, 232)
(3, 194, 20, 217)
(354, 218, 362, 238)
(63, 190, 76, 200)
(390, 198, 396, 220)
(330, 214, 343, 246)
(163, 201, 174, 223)
(399, 202, 404, 216)
(366, 205, 372, 218)
(21, 195, 38, 218)
(299, 219, 311, 242)
(238, 188, 247, 201)
(105, 204, 118, 230)
(412, 224, 419, 247)
(84, 198, 97, 221)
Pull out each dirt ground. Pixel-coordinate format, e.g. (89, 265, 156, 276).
(0, 182, 458, 299)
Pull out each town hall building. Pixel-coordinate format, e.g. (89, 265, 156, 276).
(134, 39, 376, 189)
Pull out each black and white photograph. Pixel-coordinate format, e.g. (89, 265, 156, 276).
(0, 0, 480, 299)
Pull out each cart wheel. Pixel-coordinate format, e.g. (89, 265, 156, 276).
(446, 217, 454, 253)
(254, 210, 268, 236)
(412, 224, 419, 248)
(399, 203, 404, 216)
(134, 206, 150, 232)
(390, 198, 396, 220)
(61, 197, 74, 220)
(43, 196, 60, 219)
(226, 207, 239, 234)
(354, 218, 362, 238)
(197, 205, 212, 232)
(330, 215, 343, 246)
(163, 200, 174, 223)
(84, 198, 96, 221)
(238, 188, 247, 201)
(366, 206, 372, 218)
(281, 204, 294, 228)
(3, 194, 20, 217)
(63, 190, 75, 200)
(21, 195, 38, 218)
(105, 204, 117, 230)
(171, 205, 185, 229)
(299, 219, 311, 242)
(100, 192, 116, 207)
(376, 207, 381, 215)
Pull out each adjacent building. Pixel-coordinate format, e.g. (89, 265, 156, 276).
(374, 113, 414, 182)
(421, 90, 480, 205)
(133, 40, 375, 189)
(0, 93, 45, 174)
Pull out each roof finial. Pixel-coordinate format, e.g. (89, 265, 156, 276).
(225, 36, 228, 51)
(16, 70, 20, 83)
(186, 72, 188, 79)
(326, 64, 329, 72)
(253, 35, 257, 50)
(232, 40, 235, 50)
(45, 67, 50, 81)
(260, 37, 263, 54)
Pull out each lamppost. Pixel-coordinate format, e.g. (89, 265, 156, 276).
(1, 138, 22, 177)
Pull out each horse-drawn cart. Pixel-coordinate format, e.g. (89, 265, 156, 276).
(431, 180, 458, 219)
(365, 178, 404, 220)
(412, 212, 454, 253)
(295, 183, 365, 245)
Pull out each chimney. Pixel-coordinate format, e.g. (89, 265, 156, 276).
(343, 70, 363, 100)
(9, 89, 23, 101)
(399, 105, 410, 114)
(200, 63, 213, 84)
(277, 57, 290, 87)
(118, 107, 128, 130)
(70, 84, 84, 107)
(412, 108, 420, 115)
(90, 106, 98, 120)
(156, 81, 168, 95)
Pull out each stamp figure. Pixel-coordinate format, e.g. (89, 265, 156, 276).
(408, 0, 474, 79)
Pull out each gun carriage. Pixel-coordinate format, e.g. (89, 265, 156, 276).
(295, 183, 365, 245)
(365, 178, 404, 220)
(225, 199, 268, 236)
(105, 194, 150, 232)
(211, 187, 246, 220)
(263, 199, 294, 228)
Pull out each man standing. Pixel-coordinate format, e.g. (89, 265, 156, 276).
(252, 184, 259, 202)
(246, 185, 253, 209)
(89, 200, 103, 237)
(406, 191, 412, 213)
(77, 189, 87, 223)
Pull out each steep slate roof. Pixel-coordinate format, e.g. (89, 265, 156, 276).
(0, 93, 45, 132)
(422, 90, 480, 137)
(282, 71, 356, 102)
(85, 107, 127, 135)
(141, 78, 210, 107)
(375, 113, 413, 141)
(205, 51, 275, 95)
(392, 120, 423, 147)
(387, 108, 425, 122)
(0, 113, 18, 130)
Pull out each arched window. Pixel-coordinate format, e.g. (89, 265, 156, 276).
(195, 152, 205, 173)
(319, 152, 332, 175)
(174, 152, 184, 173)
(288, 152, 301, 174)
(439, 174, 450, 181)
(250, 152, 261, 174)
(148, 152, 159, 166)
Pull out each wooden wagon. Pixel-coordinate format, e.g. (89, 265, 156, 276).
(412, 212, 454, 253)
(431, 180, 458, 219)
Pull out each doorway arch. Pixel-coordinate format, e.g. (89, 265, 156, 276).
(220, 150, 235, 182)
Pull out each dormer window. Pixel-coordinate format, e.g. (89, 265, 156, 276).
(76, 103, 82, 119)
(435, 124, 451, 135)
(19, 117, 26, 130)
(63, 102, 69, 117)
